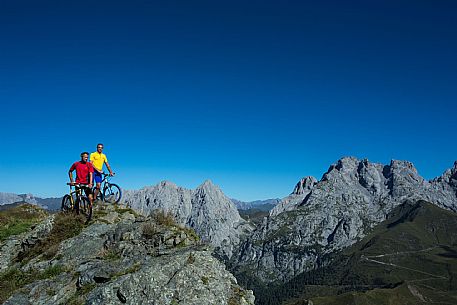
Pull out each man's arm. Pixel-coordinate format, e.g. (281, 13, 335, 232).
(105, 161, 115, 176)
(88, 172, 93, 189)
(68, 164, 75, 183)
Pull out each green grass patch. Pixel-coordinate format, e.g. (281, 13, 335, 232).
(0, 265, 66, 303)
(182, 226, 200, 241)
(0, 204, 47, 242)
(114, 205, 138, 216)
(307, 283, 420, 305)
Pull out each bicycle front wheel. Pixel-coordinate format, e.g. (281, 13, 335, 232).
(103, 183, 122, 204)
(76, 196, 92, 221)
(61, 195, 72, 212)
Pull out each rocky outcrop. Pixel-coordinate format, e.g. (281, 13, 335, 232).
(230, 157, 457, 284)
(123, 180, 253, 258)
(2, 205, 255, 305)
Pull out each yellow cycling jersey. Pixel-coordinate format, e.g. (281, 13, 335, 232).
(90, 152, 108, 171)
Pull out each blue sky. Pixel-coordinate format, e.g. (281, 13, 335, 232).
(0, 0, 456, 200)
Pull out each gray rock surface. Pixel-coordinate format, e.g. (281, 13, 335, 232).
(123, 180, 253, 258)
(3, 204, 254, 305)
(230, 157, 457, 283)
(269, 176, 317, 217)
(0, 215, 55, 273)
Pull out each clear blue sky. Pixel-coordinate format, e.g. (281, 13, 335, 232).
(0, 0, 456, 200)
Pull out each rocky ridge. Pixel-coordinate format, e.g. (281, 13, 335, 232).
(1, 204, 254, 305)
(230, 157, 457, 283)
(0, 192, 61, 211)
(0, 193, 37, 206)
(231, 199, 280, 211)
(123, 180, 253, 258)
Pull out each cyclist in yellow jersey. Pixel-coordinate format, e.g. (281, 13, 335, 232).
(90, 143, 115, 201)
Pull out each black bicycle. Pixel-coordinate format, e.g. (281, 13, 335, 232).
(61, 182, 93, 221)
(94, 173, 122, 204)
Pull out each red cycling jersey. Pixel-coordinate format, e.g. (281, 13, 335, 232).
(69, 161, 94, 184)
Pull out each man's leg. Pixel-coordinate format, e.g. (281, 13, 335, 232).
(84, 187, 94, 206)
(93, 171, 102, 202)
(94, 182, 101, 201)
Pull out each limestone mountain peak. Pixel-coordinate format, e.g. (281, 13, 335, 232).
(123, 180, 252, 258)
(292, 176, 317, 195)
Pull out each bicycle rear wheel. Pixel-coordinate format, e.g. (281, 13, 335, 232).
(103, 183, 122, 204)
(61, 195, 72, 212)
(76, 196, 92, 221)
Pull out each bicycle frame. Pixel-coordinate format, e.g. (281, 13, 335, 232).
(95, 173, 112, 196)
(67, 184, 88, 209)
(92, 173, 121, 204)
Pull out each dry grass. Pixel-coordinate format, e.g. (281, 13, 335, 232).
(17, 212, 86, 262)
(142, 222, 158, 239)
(151, 209, 177, 227)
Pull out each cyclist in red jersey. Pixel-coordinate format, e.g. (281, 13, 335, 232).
(68, 152, 94, 204)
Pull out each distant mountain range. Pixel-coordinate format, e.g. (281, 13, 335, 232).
(0, 194, 281, 213)
(231, 198, 280, 211)
(0, 192, 62, 211)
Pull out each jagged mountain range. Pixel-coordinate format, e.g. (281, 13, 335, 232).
(231, 199, 280, 211)
(229, 157, 457, 285)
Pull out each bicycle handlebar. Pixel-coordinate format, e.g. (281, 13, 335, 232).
(102, 173, 116, 177)
(67, 182, 92, 187)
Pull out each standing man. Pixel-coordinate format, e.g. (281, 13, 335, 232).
(68, 152, 94, 204)
(90, 143, 115, 201)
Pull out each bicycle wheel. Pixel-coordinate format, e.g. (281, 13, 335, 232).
(103, 183, 122, 204)
(76, 196, 92, 221)
(61, 195, 72, 212)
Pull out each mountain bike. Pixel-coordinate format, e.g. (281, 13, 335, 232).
(94, 173, 122, 204)
(61, 183, 92, 221)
